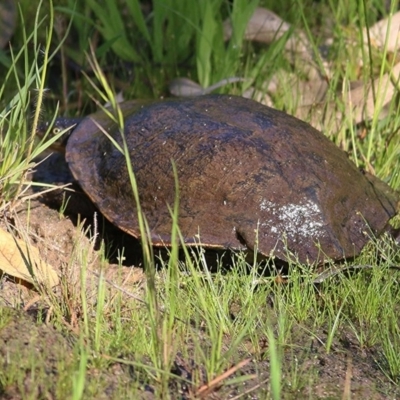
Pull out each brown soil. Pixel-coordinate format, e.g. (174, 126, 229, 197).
(0, 153, 399, 399)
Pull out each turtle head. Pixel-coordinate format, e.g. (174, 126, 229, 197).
(36, 117, 83, 153)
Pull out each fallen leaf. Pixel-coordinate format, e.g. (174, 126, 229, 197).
(366, 11, 400, 53)
(224, 7, 326, 80)
(297, 61, 400, 130)
(169, 77, 248, 97)
(0, 227, 59, 287)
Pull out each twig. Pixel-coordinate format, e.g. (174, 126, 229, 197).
(312, 264, 400, 284)
(195, 358, 253, 398)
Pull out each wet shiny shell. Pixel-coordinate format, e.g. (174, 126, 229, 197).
(66, 95, 399, 263)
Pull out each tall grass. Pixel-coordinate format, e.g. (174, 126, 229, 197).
(0, 0, 71, 212)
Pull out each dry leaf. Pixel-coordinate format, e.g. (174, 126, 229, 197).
(224, 7, 325, 80)
(0, 227, 59, 287)
(367, 11, 400, 52)
(297, 61, 400, 130)
(169, 77, 248, 97)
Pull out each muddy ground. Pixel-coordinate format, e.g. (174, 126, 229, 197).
(0, 153, 399, 399)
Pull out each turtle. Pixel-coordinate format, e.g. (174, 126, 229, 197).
(40, 94, 399, 264)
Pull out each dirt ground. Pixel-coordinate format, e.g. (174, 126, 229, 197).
(0, 153, 399, 399)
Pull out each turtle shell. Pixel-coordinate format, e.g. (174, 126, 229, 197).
(66, 95, 399, 263)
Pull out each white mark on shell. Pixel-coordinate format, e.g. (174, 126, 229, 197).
(259, 198, 325, 239)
